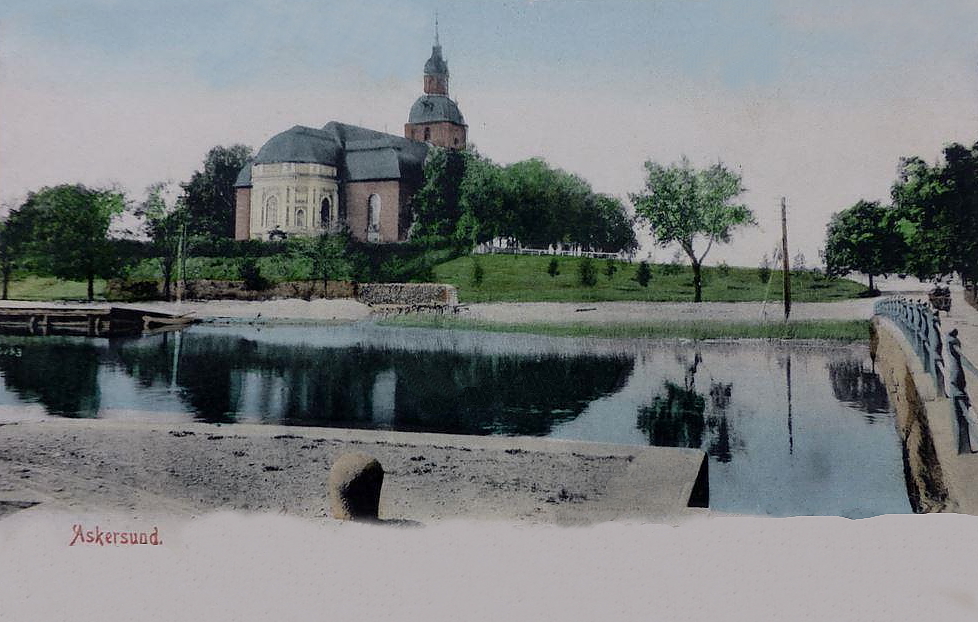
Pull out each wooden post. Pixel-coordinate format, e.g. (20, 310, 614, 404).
(781, 197, 791, 321)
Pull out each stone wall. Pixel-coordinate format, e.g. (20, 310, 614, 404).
(871, 318, 953, 512)
(356, 283, 458, 308)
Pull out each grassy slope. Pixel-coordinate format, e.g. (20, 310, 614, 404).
(433, 255, 867, 303)
(380, 315, 871, 341)
(4, 277, 107, 301)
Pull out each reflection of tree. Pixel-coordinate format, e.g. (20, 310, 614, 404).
(707, 382, 733, 462)
(637, 382, 706, 448)
(636, 352, 739, 462)
(826, 359, 890, 415)
(111, 332, 634, 434)
(0, 337, 100, 417)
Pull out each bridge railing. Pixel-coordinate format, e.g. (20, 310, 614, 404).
(875, 297, 977, 454)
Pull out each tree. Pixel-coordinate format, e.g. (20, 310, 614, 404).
(578, 257, 597, 287)
(21, 185, 125, 300)
(635, 261, 652, 287)
(307, 233, 352, 295)
(891, 143, 978, 286)
(182, 145, 252, 238)
(631, 157, 756, 302)
(547, 257, 560, 278)
(603, 259, 618, 280)
(823, 200, 907, 292)
(135, 181, 186, 300)
(471, 257, 485, 288)
(0, 204, 43, 299)
(410, 147, 467, 239)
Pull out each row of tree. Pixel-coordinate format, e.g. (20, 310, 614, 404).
(410, 148, 639, 253)
(824, 141, 978, 291)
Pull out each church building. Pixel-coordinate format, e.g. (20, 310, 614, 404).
(233, 30, 468, 243)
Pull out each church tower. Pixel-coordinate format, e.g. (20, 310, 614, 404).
(405, 20, 468, 149)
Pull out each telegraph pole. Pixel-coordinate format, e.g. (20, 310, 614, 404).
(781, 197, 791, 321)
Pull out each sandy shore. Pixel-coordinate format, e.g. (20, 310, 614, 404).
(0, 420, 705, 525)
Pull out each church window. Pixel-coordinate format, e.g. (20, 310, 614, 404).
(368, 194, 381, 227)
(265, 196, 279, 227)
(296, 209, 306, 228)
(321, 197, 332, 227)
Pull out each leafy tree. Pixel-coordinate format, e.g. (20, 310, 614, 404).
(578, 257, 597, 287)
(792, 252, 807, 272)
(635, 261, 652, 287)
(0, 204, 44, 299)
(308, 233, 352, 295)
(20, 184, 125, 300)
(410, 147, 467, 239)
(823, 200, 906, 292)
(547, 257, 560, 278)
(891, 143, 978, 286)
(182, 145, 252, 238)
(631, 157, 756, 302)
(135, 181, 186, 300)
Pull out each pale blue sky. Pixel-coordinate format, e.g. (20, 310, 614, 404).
(2, 0, 977, 264)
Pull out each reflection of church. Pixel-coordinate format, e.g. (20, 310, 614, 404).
(233, 29, 468, 243)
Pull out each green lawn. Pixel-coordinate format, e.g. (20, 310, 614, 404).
(433, 255, 868, 303)
(381, 316, 871, 341)
(4, 277, 107, 301)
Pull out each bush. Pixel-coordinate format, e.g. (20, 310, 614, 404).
(105, 279, 160, 301)
(717, 262, 731, 278)
(547, 257, 560, 278)
(578, 257, 597, 287)
(604, 259, 618, 280)
(635, 261, 652, 287)
(471, 258, 485, 288)
(240, 258, 270, 291)
(758, 254, 772, 284)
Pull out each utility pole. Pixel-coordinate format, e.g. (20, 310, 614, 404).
(781, 197, 791, 321)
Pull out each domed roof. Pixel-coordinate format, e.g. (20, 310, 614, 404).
(408, 94, 465, 125)
(253, 125, 342, 165)
(424, 44, 449, 75)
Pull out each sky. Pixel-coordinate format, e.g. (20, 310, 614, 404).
(1, 0, 977, 266)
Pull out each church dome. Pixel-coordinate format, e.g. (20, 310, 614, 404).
(408, 95, 465, 125)
(254, 125, 341, 165)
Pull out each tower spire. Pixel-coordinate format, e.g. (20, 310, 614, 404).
(435, 12, 440, 46)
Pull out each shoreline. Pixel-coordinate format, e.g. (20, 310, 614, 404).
(0, 419, 707, 526)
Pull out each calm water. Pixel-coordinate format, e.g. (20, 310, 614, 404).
(0, 324, 909, 517)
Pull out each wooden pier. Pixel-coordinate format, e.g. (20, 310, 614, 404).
(0, 307, 196, 337)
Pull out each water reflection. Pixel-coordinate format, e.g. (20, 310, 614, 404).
(0, 325, 911, 517)
(0, 339, 101, 417)
(103, 330, 635, 434)
(636, 351, 737, 463)
(826, 359, 890, 416)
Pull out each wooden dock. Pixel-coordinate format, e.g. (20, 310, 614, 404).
(0, 307, 196, 337)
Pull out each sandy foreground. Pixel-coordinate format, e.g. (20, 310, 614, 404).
(0, 419, 705, 526)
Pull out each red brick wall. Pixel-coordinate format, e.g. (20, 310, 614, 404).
(403, 122, 466, 149)
(344, 181, 401, 243)
(424, 75, 448, 95)
(234, 188, 251, 240)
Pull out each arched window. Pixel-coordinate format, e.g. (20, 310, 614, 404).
(265, 196, 278, 227)
(320, 197, 331, 227)
(424, 127, 431, 141)
(295, 209, 306, 228)
(368, 194, 381, 227)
